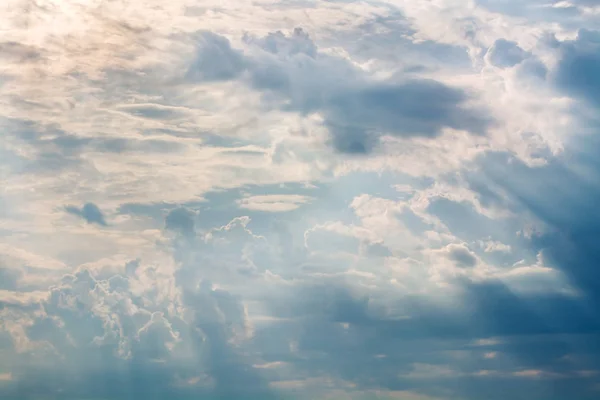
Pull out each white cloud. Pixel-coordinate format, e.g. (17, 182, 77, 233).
(237, 194, 312, 212)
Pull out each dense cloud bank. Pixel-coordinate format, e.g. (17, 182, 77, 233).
(1, 0, 600, 399)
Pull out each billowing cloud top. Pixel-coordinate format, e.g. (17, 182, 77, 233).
(1, 1, 600, 399)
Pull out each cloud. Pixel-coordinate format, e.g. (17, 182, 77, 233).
(164, 207, 196, 237)
(467, 146, 600, 299)
(237, 194, 312, 212)
(0, 233, 279, 399)
(246, 27, 318, 58)
(324, 80, 491, 153)
(445, 244, 478, 268)
(485, 39, 530, 68)
(554, 29, 600, 107)
(186, 31, 248, 82)
(64, 203, 108, 226)
(113, 103, 193, 121)
(3, 0, 600, 399)
(185, 27, 492, 154)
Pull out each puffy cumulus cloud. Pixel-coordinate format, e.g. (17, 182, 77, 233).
(0, 228, 279, 399)
(3, 0, 600, 399)
(175, 25, 492, 154)
(244, 28, 492, 154)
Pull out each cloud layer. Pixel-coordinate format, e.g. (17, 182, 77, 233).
(2, 0, 600, 399)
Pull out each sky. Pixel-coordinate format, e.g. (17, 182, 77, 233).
(1, 0, 600, 399)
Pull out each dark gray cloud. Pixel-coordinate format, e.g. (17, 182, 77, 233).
(0, 41, 43, 63)
(464, 134, 600, 325)
(0, 118, 84, 173)
(324, 80, 490, 153)
(65, 203, 107, 226)
(252, 279, 600, 400)
(165, 207, 196, 237)
(250, 29, 491, 153)
(186, 31, 248, 82)
(448, 245, 477, 267)
(486, 39, 530, 68)
(516, 57, 548, 81)
(555, 29, 600, 107)
(186, 29, 492, 154)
